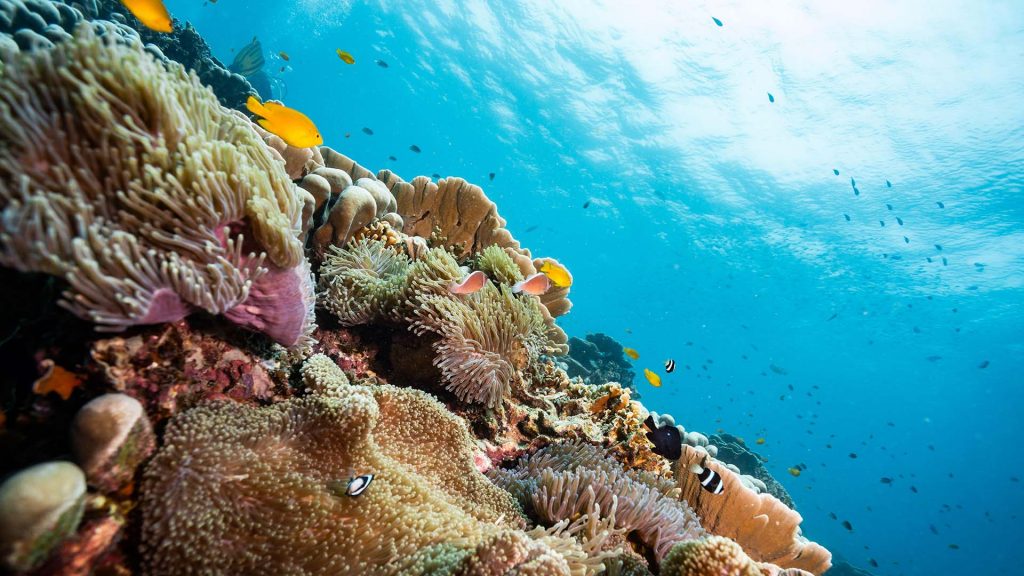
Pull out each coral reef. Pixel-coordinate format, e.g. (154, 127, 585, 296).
(491, 441, 704, 567)
(675, 445, 831, 574)
(711, 432, 796, 510)
(71, 393, 155, 493)
(0, 26, 314, 347)
(564, 332, 637, 388)
(660, 536, 763, 576)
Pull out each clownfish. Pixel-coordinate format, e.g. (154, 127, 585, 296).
(449, 271, 488, 295)
(120, 0, 173, 32)
(690, 458, 724, 495)
(512, 273, 550, 295)
(328, 474, 374, 497)
(643, 415, 681, 460)
(246, 96, 323, 148)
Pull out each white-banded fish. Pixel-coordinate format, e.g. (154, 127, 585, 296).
(328, 474, 375, 497)
(689, 459, 724, 495)
(664, 359, 675, 373)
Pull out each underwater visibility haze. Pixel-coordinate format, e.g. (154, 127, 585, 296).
(0, 0, 1021, 575)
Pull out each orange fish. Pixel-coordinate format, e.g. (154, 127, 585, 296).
(337, 49, 355, 64)
(623, 347, 639, 360)
(449, 271, 488, 295)
(643, 368, 661, 387)
(246, 96, 322, 148)
(512, 272, 550, 295)
(538, 260, 572, 288)
(120, 0, 173, 33)
(279, 51, 290, 61)
(32, 360, 83, 400)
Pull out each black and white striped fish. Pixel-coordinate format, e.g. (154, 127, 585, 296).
(328, 474, 375, 497)
(664, 359, 675, 373)
(689, 460, 724, 495)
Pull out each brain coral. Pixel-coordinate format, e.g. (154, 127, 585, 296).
(675, 445, 831, 574)
(0, 25, 314, 346)
(141, 355, 538, 575)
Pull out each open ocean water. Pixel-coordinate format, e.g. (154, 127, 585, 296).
(170, 1, 1023, 574)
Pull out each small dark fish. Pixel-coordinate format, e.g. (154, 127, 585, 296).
(849, 452, 858, 459)
(904, 236, 910, 244)
(362, 127, 374, 135)
(829, 512, 837, 520)
(911, 486, 919, 493)
(948, 544, 959, 550)
(886, 203, 893, 211)
(927, 257, 933, 263)
(1011, 476, 1020, 482)
(942, 257, 948, 266)
(886, 180, 892, 188)
(431, 173, 441, 179)
(833, 169, 840, 175)
(388, 155, 397, 161)
(583, 200, 591, 209)
(712, 16, 723, 26)
(842, 520, 853, 531)
(690, 458, 725, 494)
(769, 364, 788, 375)
(880, 477, 893, 485)
(843, 213, 850, 222)
(913, 326, 922, 334)
(489, 172, 496, 181)
(930, 524, 939, 534)
(409, 144, 421, 153)
(664, 359, 675, 373)
(853, 187, 860, 196)
(869, 559, 879, 568)
(880, 220, 885, 227)
(897, 217, 904, 225)
(978, 360, 990, 369)
(767, 92, 775, 103)
(826, 312, 837, 321)
(643, 415, 681, 460)
(525, 225, 539, 233)
(851, 177, 856, 187)
(375, 59, 389, 68)
(937, 201, 945, 208)
(935, 244, 943, 251)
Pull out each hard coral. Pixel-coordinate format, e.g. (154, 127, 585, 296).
(140, 360, 528, 575)
(660, 536, 762, 576)
(0, 25, 313, 347)
(675, 445, 831, 574)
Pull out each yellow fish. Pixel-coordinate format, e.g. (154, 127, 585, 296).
(623, 347, 639, 360)
(337, 49, 355, 64)
(279, 51, 290, 61)
(246, 96, 323, 148)
(120, 0, 173, 33)
(643, 368, 661, 387)
(756, 437, 766, 445)
(538, 260, 573, 288)
(788, 467, 802, 477)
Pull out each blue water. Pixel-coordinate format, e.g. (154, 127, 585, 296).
(169, 1, 1023, 573)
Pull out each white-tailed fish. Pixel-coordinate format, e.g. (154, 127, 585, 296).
(512, 273, 550, 295)
(689, 458, 724, 494)
(449, 271, 488, 295)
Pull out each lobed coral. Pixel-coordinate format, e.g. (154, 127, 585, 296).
(675, 445, 831, 574)
(0, 25, 314, 347)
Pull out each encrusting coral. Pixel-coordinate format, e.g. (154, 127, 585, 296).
(0, 25, 314, 347)
(675, 445, 831, 574)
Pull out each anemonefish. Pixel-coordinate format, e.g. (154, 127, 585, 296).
(449, 271, 487, 295)
(690, 458, 725, 495)
(643, 415, 681, 460)
(664, 359, 675, 373)
(246, 96, 323, 148)
(337, 49, 355, 64)
(623, 347, 639, 360)
(538, 260, 572, 288)
(328, 474, 374, 497)
(512, 273, 550, 296)
(120, 0, 173, 32)
(643, 368, 661, 387)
